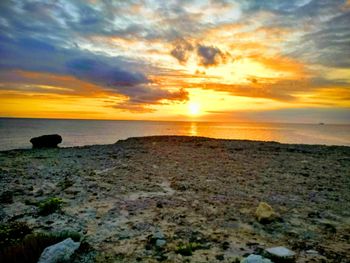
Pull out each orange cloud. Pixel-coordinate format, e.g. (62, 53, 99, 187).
(247, 55, 307, 79)
(343, 0, 350, 9)
(0, 70, 113, 98)
(186, 78, 350, 107)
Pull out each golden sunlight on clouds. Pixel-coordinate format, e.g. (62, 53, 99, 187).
(0, 1, 349, 122)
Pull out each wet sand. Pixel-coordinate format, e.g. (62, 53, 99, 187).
(0, 136, 349, 262)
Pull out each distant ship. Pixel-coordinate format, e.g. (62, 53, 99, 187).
(319, 122, 325, 125)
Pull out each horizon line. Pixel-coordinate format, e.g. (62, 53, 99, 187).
(0, 116, 349, 125)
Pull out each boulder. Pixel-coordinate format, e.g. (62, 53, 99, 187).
(255, 202, 279, 223)
(37, 238, 80, 263)
(264, 246, 296, 262)
(30, 134, 62, 148)
(241, 254, 272, 263)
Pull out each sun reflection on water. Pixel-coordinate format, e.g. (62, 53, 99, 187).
(189, 122, 198, 136)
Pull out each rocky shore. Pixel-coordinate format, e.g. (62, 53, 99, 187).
(0, 136, 349, 262)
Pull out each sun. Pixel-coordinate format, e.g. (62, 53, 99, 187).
(188, 102, 201, 115)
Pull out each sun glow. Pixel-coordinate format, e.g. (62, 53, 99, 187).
(188, 102, 201, 115)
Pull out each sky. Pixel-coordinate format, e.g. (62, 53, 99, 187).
(0, 0, 349, 123)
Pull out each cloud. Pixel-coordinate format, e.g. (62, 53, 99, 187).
(293, 11, 350, 68)
(0, 70, 111, 97)
(239, 0, 350, 69)
(113, 87, 189, 113)
(0, 0, 197, 112)
(191, 77, 350, 103)
(0, 34, 190, 108)
(0, 0, 349, 118)
(0, 35, 148, 86)
(206, 107, 350, 124)
(197, 45, 230, 67)
(170, 41, 230, 67)
(65, 58, 147, 87)
(170, 39, 193, 63)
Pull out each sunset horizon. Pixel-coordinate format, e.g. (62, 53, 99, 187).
(1, 2, 350, 261)
(1, 0, 349, 123)
(0, 115, 349, 125)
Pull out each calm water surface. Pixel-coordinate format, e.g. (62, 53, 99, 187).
(0, 118, 349, 151)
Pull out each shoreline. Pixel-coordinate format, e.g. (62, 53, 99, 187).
(1, 136, 350, 262)
(2, 135, 350, 153)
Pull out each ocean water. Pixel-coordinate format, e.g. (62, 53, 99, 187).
(0, 118, 349, 151)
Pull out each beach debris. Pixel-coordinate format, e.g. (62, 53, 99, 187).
(264, 246, 296, 262)
(255, 202, 279, 223)
(37, 238, 80, 263)
(241, 254, 272, 263)
(30, 134, 62, 148)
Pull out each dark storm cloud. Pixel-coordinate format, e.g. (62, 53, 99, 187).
(197, 45, 229, 67)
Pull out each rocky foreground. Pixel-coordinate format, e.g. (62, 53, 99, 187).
(0, 136, 350, 262)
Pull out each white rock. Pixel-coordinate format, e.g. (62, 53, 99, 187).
(241, 254, 272, 263)
(37, 238, 80, 263)
(265, 246, 296, 261)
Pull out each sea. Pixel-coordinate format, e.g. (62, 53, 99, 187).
(0, 118, 349, 151)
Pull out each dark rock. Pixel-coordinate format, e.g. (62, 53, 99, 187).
(222, 241, 230, 250)
(30, 134, 62, 148)
(0, 191, 13, 204)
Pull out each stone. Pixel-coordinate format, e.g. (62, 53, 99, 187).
(153, 228, 165, 240)
(255, 202, 279, 223)
(264, 246, 296, 262)
(30, 134, 62, 148)
(305, 249, 318, 255)
(37, 238, 80, 263)
(155, 239, 167, 248)
(241, 254, 272, 263)
(149, 228, 167, 249)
